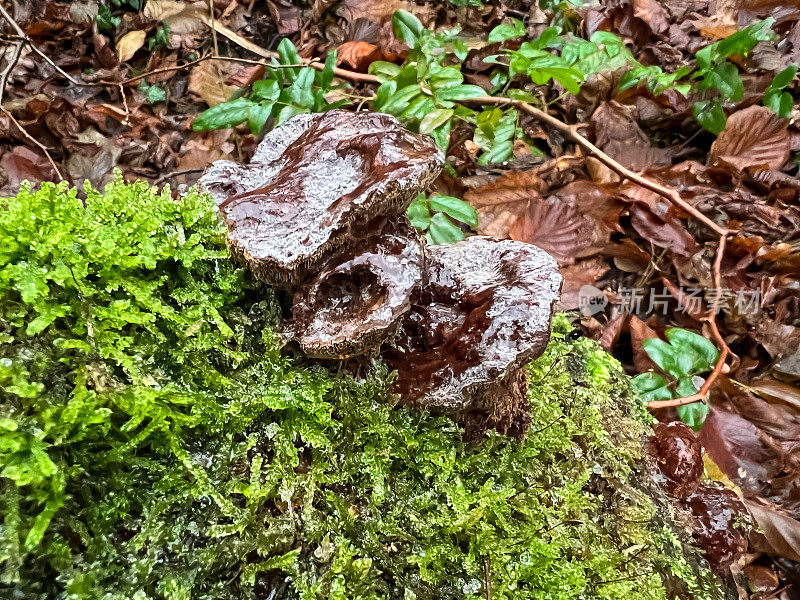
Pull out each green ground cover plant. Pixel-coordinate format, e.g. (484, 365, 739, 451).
(0, 179, 721, 599)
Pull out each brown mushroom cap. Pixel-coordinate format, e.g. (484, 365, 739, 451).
(198, 110, 443, 286)
(384, 236, 562, 412)
(291, 218, 424, 359)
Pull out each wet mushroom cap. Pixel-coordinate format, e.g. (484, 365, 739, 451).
(198, 110, 443, 286)
(385, 236, 562, 410)
(291, 218, 424, 359)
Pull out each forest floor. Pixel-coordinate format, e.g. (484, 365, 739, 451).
(1, 0, 800, 597)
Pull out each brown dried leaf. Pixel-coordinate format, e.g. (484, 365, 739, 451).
(708, 106, 790, 172)
(559, 257, 609, 310)
(337, 41, 385, 71)
(744, 499, 800, 562)
(188, 61, 235, 107)
(632, 0, 669, 34)
(339, 0, 408, 24)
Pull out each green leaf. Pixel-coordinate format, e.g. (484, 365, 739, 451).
(319, 50, 337, 90)
(641, 338, 685, 378)
(692, 99, 727, 134)
(277, 38, 301, 67)
(478, 139, 513, 165)
(434, 84, 486, 101)
(369, 61, 402, 81)
(419, 108, 454, 135)
(379, 84, 422, 115)
(406, 194, 431, 230)
(631, 373, 672, 403)
(428, 212, 465, 244)
(665, 328, 719, 374)
(247, 102, 274, 135)
(767, 64, 798, 90)
(393, 10, 424, 49)
(251, 79, 280, 102)
(676, 400, 709, 432)
(487, 19, 526, 43)
(708, 61, 743, 101)
(765, 90, 794, 118)
(288, 68, 316, 108)
(192, 98, 254, 131)
(144, 84, 166, 104)
(429, 195, 478, 227)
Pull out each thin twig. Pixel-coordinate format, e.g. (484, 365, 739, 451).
(0, 5, 83, 86)
(464, 95, 733, 409)
(0, 39, 24, 106)
(200, 15, 380, 84)
(1, 106, 63, 180)
(154, 167, 205, 185)
(208, 0, 219, 56)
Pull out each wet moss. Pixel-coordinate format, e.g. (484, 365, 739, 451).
(0, 180, 722, 599)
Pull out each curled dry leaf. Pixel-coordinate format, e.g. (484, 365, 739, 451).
(464, 171, 597, 265)
(744, 499, 800, 562)
(591, 102, 671, 172)
(708, 105, 790, 172)
(337, 41, 386, 71)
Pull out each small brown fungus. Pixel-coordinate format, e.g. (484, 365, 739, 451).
(198, 110, 443, 286)
(291, 217, 424, 359)
(383, 236, 562, 435)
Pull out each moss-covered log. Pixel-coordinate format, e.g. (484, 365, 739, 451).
(0, 179, 724, 599)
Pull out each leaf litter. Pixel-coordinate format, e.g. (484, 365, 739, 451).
(2, 0, 800, 595)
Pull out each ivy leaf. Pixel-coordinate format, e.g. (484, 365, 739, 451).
(247, 103, 274, 135)
(192, 98, 255, 131)
(428, 212, 465, 244)
(677, 402, 709, 431)
(641, 338, 684, 378)
(429, 195, 478, 227)
(631, 372, 672, 403)
(707, 61, 744, 101)
(665, 328, 719, 374)
(379, 84, 422, 115)
(251, 79, 280, 102)
(287, 68, 316, 108)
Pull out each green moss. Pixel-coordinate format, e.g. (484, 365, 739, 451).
(0, 180, 721, 599)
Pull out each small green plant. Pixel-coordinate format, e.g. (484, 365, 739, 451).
(192, 39, 344, 135)
(619, 19, 776, 133)
(148, 23, 171, 51)
(95, 4, 120, 32)
(407, 192, 478, 244)
(138, 79, 166, 103)
(632, 328, 720, 430)
(763, 64, 798, 118)
(369, 11, 484, 149)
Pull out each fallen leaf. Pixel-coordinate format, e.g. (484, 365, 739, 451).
(708, 106, 790, 172)
(188, 61, 235, 107)
(559, 257, 609, 310)
(744, 499, 800, 562)
(464, 171, 594, 265)
(698, 405, 773, 495)
(337, 41, 385, 71)
(750, 379, 800, 413)
(632, 0, 669, 34)
(266, 0, 301, 34)
(0, 146, 57, 195)
(117, 30, 146, 62)
(591, 102, 672, 172)
(340, 0, 408, 24)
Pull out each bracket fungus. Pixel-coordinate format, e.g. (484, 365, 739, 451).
(200, 111, 562, 436)
(198, 110, 442, 286)
(384, 236, 562, 434)
(291, 217, 424, 358)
